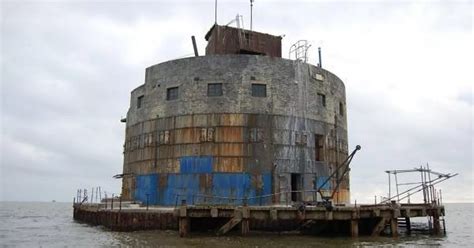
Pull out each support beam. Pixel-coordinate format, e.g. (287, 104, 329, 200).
(350, 219, 359, 238)
(371, 218, 387, 237)
(216, 216, 242, 236)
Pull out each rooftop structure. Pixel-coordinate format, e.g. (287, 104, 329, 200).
(205, 24, 282, 57)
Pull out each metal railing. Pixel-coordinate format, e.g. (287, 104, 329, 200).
(173, 189, 334, 208)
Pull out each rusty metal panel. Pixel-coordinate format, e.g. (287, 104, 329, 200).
(174, 128, 198, 144)
(205, 25, 282, 57)
(156, 159, 179, 173)
(333, 189, 350, 204)
(213, 157, 244, 172)
(143, 147, 154, 160)
(171, 144, 198, 158)
(215, 127, 244, 142)
(217, 143, 246, 156)
(121, 176, 134, 201)
(134, 161, 154, 175)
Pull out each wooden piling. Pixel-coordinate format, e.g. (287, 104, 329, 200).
(179, 217, 189, 237)
(178, 200, 189, 237)
(405, 217, 411, 235)
(433, 211, 441, 235)
(350, 219, 359, 238)
(241, 219, 250, 235)
(390, 218, 398, 237)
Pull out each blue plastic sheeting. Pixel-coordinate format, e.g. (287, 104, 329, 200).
(136, 172, 273, 206)
(315, 176, 331, 190)
(135, 174, 158, 205)
(179, 156, 213, 173)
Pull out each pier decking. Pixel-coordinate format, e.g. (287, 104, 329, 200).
(73, 202, 445, 237)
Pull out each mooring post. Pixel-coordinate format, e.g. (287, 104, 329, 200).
(179, 200, 189, 237)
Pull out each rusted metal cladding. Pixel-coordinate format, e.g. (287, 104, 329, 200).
(205, 24, 282, 57)
(121, 55, 349, 205)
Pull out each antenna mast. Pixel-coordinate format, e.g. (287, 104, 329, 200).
(214, 0, 218, 24)
(250, 0, 254, 30)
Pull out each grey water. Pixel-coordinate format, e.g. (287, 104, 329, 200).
(0, 202, 473, 247)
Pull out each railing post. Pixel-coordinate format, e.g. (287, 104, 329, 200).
(119, 196, 122, 211)
(111, 194, 114, 210)
(146, 193, 149, 211)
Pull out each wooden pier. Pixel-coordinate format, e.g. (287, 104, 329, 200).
(73, 201, 445, 237)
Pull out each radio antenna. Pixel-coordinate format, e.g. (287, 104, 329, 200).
(214, 0, 218, 24)
(250, 0, 254, 30)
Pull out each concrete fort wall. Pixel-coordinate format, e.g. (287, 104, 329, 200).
(121, 54, 349, 205)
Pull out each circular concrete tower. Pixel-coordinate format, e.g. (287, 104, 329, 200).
(120, 25, 349, 206)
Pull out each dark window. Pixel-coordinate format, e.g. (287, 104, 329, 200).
(207, 83, 223, 96)
(315, 134, 324, 161)
(166, 87, 178, 100)
(339, 102, 344, 116)
(244, 32, 250, 44)
(317, 93, 326, 107)
(137, 95, 144, 109)
(252, 84, 267, 97)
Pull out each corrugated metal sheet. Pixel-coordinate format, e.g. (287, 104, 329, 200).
(135, 172, 272, 206)
(125, 112, 350, 204)
(135, 174, 158, 205)
(179, 156, 213, 173)
(213, 157, 244, 172)
(315, 176, 330, 190)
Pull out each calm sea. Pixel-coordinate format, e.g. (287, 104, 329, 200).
(0, 202, 473, 247)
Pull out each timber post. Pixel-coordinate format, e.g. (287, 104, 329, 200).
(178, 200, 189, 237)
(241, 206, 250, 235)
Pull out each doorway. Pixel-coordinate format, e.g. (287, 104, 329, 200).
(291, 173, 302, 202)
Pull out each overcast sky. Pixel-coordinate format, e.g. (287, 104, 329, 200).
(1, 0, 472, 203)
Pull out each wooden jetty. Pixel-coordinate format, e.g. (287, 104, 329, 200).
(73, 201, 445, 237)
